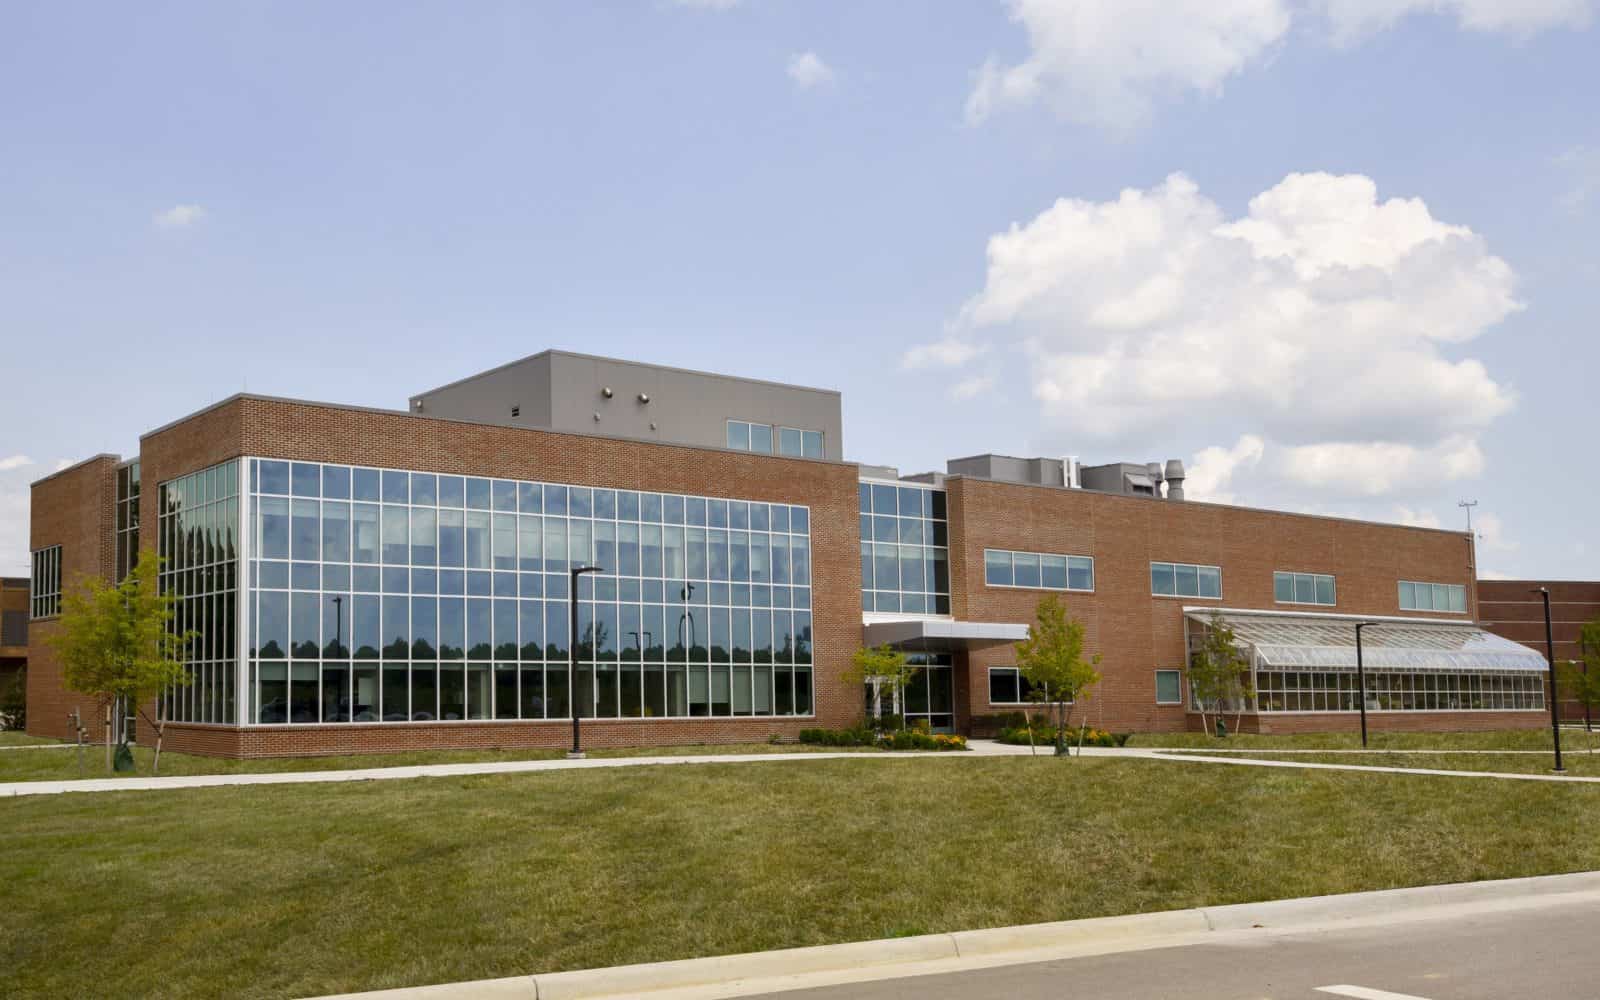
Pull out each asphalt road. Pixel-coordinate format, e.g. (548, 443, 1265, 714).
(763, 899, 1600, 1000)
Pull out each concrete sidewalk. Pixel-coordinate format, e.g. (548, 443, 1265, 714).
(0, 747, 985, 798)
(304, 870, 1600, 1000)
(3, 738, 1590, 798)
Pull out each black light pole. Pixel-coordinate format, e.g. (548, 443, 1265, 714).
(1534, 587, 1565, 773)
(569, 565, 603, 759)
(1354, 622, 1379, 749)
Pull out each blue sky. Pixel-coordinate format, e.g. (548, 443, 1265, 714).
(2, 0, 1596, 580)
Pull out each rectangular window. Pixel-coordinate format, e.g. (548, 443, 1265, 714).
(859, 480, 951, 615)
(987, 666, 1037, 705)
(1274, 571, 1336, 607)
(983, 548, 1094, 592)
(1398, 580, 1467, 613)
(1155, 669, 1182, 705)
(30, 545, 62, 619)
(1151, 561, 1221, 599)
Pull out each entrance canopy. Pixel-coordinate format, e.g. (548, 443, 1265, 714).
(1184, 608, 1549, 673)
(862, 617, 1028, 652)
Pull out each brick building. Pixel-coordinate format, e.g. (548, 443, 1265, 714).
(1478, 580, 1600, 723)
(25, 351, 1549, 756)
(1, 576, 28, 724)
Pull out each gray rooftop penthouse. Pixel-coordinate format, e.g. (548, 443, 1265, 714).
(410, 350, 845, 462)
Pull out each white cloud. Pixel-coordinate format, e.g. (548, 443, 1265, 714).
(153, 204, 205, 229)
(951, 374, 998, 400)
(1478, 567, 1513, 580)
(787, 51, 835, 89)
(901, 335, 987, 369)
(0, 455, 33, 472)
(1392, 505, 1443, 529)
(1281, 437, 1485, 495)
(966, 0, 1290, 129)
(950, 171, 1519, 499)
(1320, 0, 1594, 42)
(53, 458, 73, 472)
(967, 0, 1594, 129)
(1185, 434, 1265, 503)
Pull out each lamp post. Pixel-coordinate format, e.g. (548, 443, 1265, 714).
(1533, 587, 1565, 773)
(1354, 622, 1379, 749)
(569, 565, 603, 759)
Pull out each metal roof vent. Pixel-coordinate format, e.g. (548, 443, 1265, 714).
(1164, 459, 1186, 500)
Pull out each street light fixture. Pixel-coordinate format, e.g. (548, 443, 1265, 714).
(1533, 587, 1566, 774)
(1354, 622, 1380, 749)
(569, 565, 604, 759)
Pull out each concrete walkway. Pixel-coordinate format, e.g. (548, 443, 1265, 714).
(0, 748, 981, 798)
(2, 739, 1591, 799)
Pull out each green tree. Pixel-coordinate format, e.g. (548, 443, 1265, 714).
(47, 556, 192, 773)
(1559, 619, 1600, 737)
(1187, 613, 1254, 736)
(1014, 595, 1102, 756)
(843, 644, 917, 729)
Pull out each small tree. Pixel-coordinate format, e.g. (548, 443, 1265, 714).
(1569, 619, 1600, 734)
(1187, 613, 1254, 736)
(48, 556, 192, 773)
(843, 644, 917, 729)
(1014, 596, 1101, 757)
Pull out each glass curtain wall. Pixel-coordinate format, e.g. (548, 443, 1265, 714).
(158, 461, 240, 724)
(115, 461, 140, 582)
(245, 459, 815, 725)
(859, 481, 950, 614)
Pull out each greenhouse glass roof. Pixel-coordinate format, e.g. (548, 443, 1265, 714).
(1184, 609, 1550, 673)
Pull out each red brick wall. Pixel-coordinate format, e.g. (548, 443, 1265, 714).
(946, 476, 1527, 734)
(25, 455, 119, 741)
(1478, 579, 1600, 722)
(131, 396, 865, 756)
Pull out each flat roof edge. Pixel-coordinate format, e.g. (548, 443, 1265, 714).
(139, 393, 860, 469)
(30, 453, 121, 489)
(409, 348, 842, 402)
(943, 473, 1475, 539)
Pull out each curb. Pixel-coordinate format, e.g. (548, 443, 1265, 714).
(306, 870, 1600, 1000)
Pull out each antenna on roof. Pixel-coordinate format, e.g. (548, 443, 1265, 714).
(1457, 499, 1478, 533)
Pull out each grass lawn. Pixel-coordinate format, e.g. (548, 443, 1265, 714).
(0, 741, 880, 783)
(0, 731, 56, 747)
(7, 757, 1600, 999)
(1174, 748, 1600, 776)
(1125, 728, 1562, 751)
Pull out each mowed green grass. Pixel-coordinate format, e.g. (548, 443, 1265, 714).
(8, 757, 1600, 999)
(1125, 728, 1563, 750)
(1185, 749, 1600, 776)
(0, 741, 877, 782)
(0, 731, 55, 747)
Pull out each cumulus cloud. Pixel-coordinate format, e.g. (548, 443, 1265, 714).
(1185, 435, 1265, 503)
(0, 455, 33, 472)
(901, 335, 987, 369)
(786, 51, 835, 89)
(1475, 511, 1517, 551)
(154, 204, 205, 229)
(967, 0, 1594, 128)
(947, 171, 1519, 499)
(966, 0, 1290, 129)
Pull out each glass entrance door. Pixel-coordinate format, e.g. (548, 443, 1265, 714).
(903, 652, 954, 732)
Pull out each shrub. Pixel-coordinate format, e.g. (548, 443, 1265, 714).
(797, 727, 967, 751)
(996, 724, 1128, 747)
(798, 726, 876, 747)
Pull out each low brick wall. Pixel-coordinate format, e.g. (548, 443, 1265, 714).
(157, 717, 813, 759)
